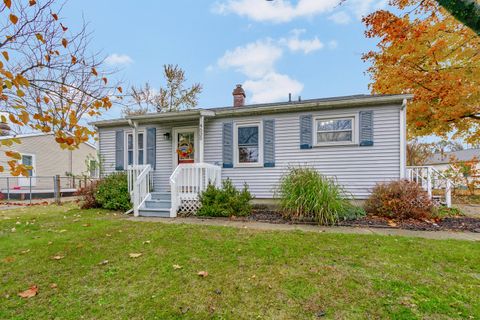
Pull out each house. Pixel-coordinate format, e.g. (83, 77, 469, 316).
(425, 148, 480, 172)
(425, 148, 480, 190)
(92, 85, 412, 217)
(0, 132, 98, 193)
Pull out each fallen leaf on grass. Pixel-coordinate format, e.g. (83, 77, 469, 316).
(105, 234, 111, 237)
(50, 283, 57, 289)
(82, 223, 91, 227)
(143, 240, 151, 244)
(98, 260, 109, 266)
(3, 256, 15, 263)
(197, 271, 208, 277)
(129, 253, 142, 258)
(173, 264, 182, 270)
(18, 285, 38, 298)
(48, 241, 53, 245)
(51, 255, 64, 260)
(11, 227, 16, 232)
(20, 249, 30, 254)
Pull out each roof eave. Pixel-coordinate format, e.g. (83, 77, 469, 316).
(213, 94, 413, 117)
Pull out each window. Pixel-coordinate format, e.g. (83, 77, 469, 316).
(315, 116, 355, 146)
(235, 122, 262, 166)
(21, 154, 34, 176)
(126, 131, 146, 166)
(127, 133, 134, 166)
(89, 159, 98, 178)
(138, 133, 144, 164)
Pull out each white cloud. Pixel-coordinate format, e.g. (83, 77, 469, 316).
(212, 0, 340, 23)
(279, 29, 323, 54)
(105, 54, 133, 66)
(216, 37, 309, 103)
(328, 11, 351, 24)
(213, 0, 389, 24)
(218, 40, 282, 78)
(243, 72, 303, 104)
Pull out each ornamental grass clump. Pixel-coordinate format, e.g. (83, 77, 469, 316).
(278, 167, 356, 225)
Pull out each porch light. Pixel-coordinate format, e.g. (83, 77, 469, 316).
(163, 131, 171, 140)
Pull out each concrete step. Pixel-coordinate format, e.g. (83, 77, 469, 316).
(150, 192, 171, 201)
(138, 208, 171, 218)
(144, 199, 171, 209)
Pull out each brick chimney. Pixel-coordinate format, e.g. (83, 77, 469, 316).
(232, 84, 246, 107)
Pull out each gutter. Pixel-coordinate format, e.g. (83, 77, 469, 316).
(212, 94, 414, 118)
(91, 94, 414, 127)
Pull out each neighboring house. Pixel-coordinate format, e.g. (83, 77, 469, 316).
(92, 85, 412, 217)
(425, 148, 480, 189)
(0, 132, 98, 190)
(425, 148, 480, 172)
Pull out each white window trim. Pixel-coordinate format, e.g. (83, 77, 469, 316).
(313, 114, 358, 147)
(18, 153, 36, 186)
(234, 121, 263, 168)
(124, 130, 146, 168)
(20, 153, 36, 174)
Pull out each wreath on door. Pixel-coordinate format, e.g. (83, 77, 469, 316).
(176, 142, 194, 158)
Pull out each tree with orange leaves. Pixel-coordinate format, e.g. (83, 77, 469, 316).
(0, 0, 121, 176)
(363, 0, 480, 144)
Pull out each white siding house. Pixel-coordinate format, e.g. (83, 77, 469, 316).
(93, 93, 411, 217)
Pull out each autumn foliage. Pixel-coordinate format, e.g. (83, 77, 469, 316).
(363, 0, 480, 144)
(0, 0, 121, 175)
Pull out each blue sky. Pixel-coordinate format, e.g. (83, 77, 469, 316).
(62, 0, 389, 119)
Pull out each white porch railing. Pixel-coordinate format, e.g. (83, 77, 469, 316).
(406, 166, 452, 207)
(170, 163, 221, 217)
(127, 164, 152, 216)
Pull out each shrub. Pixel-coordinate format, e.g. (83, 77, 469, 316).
(95, 173, 131, 211)
(433, 206, 463, 219)
(197, 179, 252, 217)
(277, 167, 353, 225)
(75, 181, 100, 209)
(365, 180, 434, 220)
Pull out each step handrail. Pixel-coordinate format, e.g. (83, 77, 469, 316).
(170, 163, 221, 217)
(128, 164, 152, 216)
(406, 165, 453, 207)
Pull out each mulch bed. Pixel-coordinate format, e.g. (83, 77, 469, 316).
(246, 208, 480, 233)
(339, 216, 480, 233)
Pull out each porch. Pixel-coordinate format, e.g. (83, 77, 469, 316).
(124, 110, 221, 217)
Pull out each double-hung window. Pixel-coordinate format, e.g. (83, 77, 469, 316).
(235, 122, 262, 167)
(126, 132, 146, 166)
(314, 116, 356, 146)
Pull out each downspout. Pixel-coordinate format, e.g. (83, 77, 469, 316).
(399, 99, 407, 179)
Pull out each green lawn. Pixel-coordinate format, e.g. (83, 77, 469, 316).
(1, 204, 479, 319)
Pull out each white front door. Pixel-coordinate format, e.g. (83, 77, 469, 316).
(173, 127, 198, 167)
(18, 154, 37, 187)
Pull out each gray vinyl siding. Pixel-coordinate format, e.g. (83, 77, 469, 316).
(205, 105, 400, 199)
(97, 104, 401, 199)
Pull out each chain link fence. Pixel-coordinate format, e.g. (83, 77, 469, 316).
(0, 175, 98, 204)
